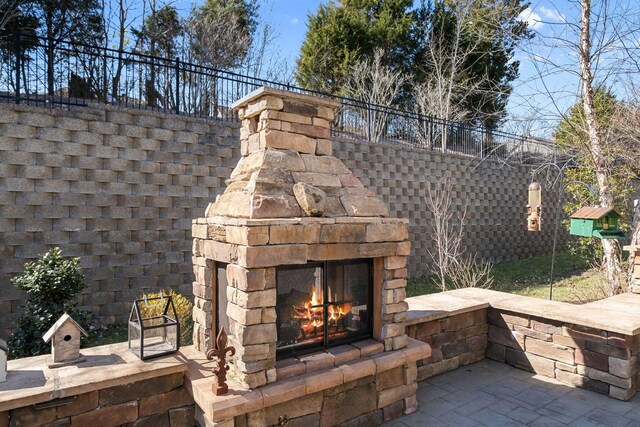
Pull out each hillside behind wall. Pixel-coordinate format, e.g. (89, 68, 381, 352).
(0, 102, 566, 335)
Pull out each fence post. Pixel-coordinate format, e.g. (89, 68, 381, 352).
(175, 58, 180, 114)
(366, 105, 371, 142)
(14, 29, 21, 105)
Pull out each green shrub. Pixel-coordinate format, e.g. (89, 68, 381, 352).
(8, 248, 88, 359)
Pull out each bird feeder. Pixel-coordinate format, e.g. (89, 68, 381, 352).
(569, 207, 626, 239)
(527, 182, 542, 231)
(42, 313, 88, 368)
(129, 294, 180, 360)
(0, 338, 7, 382)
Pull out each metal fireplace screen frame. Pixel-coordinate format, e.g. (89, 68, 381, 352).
(275, 259, 372, 359)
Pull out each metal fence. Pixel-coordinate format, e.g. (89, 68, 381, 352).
(0, 32, 556, 164)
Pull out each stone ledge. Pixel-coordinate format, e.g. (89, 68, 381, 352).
(443, 288, 640, 336)
(0, 342, 187, 412)
(195, 216, 408, 227)
(405, 293, 489, 325)
(230, 87, 341, 111)
(182, 339, 430, 422)
(276, 339, 383, 380)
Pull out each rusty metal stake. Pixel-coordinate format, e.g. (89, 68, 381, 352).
(206, 327, 236, 396)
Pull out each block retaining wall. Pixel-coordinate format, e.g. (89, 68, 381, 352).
(0, 102, 566, 334)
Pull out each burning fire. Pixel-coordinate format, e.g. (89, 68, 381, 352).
(292, 287, 352, 338)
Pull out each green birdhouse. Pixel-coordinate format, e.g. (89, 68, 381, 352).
(569, 207, 625, 239)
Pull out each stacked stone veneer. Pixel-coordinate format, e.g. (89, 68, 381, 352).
(1, 373, 194, 427)
(191, 87, 411, 391)
(235, 362, 418, 426)
(0, 97, 570, 334)
(407, 308, 488, 380)
(192, 218, 411, 389)
(625, 245, 640, 294)
(487, 308, 640, 400)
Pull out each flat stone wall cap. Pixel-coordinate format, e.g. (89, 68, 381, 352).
(444, 288, 517, 305)
(490, 295, 571, 318)
(0, 342, 186, 412)
(231, 87, 340, 111)
(403, 338, 432, 361)
(545, 304, 640, 335)
(405, 294, 489, 325)
(437, 288, 640, 336)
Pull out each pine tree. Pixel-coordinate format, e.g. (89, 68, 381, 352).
(295, 0, 418, 95)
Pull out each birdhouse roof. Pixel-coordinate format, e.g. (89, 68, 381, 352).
(0, 338, 6, 352)
(570, 207, 621, 220)
(43, 313, 89, 343)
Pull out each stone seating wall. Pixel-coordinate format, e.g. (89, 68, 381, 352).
(407, 288, 640, 401)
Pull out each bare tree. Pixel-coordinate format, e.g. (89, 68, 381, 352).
(344, 49, 407, 144)
(424, 177, 493, 291)
(518, 0, 640, 295)
(106, 0, 135, 100)
(413, 2, 500, 152)
(236, 4, 293, 83)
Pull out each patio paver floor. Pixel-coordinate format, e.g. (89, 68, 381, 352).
(383, 359, 640, 427)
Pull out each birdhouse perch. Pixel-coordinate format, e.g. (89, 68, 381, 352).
(42, 313, 89, 368)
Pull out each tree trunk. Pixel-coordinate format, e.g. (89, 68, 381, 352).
(46, 12, 54, 98)
(579, 0, 622, 295)
(628, 200, 640, 290)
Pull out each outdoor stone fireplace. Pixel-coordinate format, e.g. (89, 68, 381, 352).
(189, 87, 426, 425)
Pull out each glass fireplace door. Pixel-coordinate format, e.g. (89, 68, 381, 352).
(276, 259, 371, 358)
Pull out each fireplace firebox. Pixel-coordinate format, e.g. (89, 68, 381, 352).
(276, 260, 372, 358)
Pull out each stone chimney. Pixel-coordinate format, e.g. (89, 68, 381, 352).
(206, 87, 389, 219)
(191, 87, 410, 389)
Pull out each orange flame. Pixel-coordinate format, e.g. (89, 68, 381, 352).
(292, 285, 351, 339)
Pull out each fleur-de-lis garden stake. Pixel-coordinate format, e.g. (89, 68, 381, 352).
(206, 327, 236, 395)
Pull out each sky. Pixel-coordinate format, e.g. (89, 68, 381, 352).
(251, 0, 580, 136)
(129, 0, 639, 138)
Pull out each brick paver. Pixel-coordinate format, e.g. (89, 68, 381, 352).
(383, 360, 640, 427)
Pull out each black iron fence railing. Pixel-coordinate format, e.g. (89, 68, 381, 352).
(0, 32, 556, 163)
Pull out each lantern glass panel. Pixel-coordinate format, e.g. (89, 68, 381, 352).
(128, 295, 180, 360)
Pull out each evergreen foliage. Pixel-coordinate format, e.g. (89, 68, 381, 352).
(296, 0, 418, 95)
(297, 0, 531, 128)
(132, 5, 182, 58)
(8, 248, 88, 359)
(186, 0, 259, 69)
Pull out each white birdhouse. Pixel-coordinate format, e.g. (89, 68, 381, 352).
(42, 313, 88, 368)
(0, 338, 7, 382)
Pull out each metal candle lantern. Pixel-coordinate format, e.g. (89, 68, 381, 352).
(129, 294, 180, 360)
